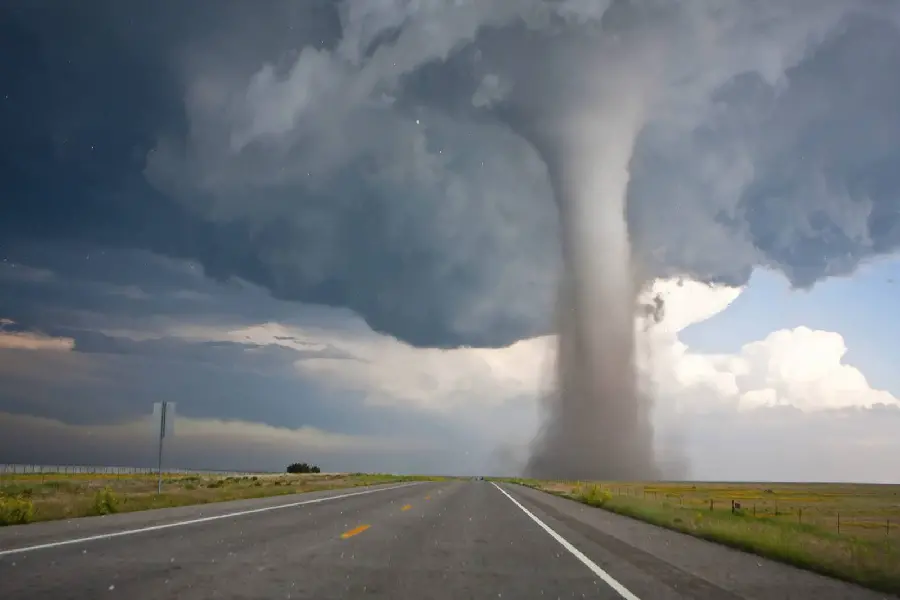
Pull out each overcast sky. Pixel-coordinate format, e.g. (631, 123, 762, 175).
(2, 0, 900, 481)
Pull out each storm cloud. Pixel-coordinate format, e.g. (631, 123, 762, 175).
(3, 1, 899, 350)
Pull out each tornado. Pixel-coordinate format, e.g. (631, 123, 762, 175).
(510, 26, 663, 481)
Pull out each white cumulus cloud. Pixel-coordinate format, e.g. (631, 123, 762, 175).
(641, 280, 899, 414)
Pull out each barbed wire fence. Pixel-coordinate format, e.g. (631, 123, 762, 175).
(565, 481, 898, 540)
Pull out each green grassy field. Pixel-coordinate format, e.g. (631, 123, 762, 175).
(499, 478, 900, 595)
(0, 471, 440, 526)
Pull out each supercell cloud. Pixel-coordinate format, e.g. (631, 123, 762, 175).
(3, 0, 900, 346)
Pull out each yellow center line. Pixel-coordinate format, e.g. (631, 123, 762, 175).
(401, 504, 412, 511)
(340, 524, 371, 539)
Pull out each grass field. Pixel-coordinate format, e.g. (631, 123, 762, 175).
(0, 471, 439, 526)
(500, 478, 900, 595)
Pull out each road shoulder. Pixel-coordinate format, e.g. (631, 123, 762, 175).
(500, 483, 891, 600)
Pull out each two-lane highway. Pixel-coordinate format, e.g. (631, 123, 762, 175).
(0, 480, 890, 599)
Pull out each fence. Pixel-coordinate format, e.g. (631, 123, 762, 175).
(0, 463, 276, 481)
(570, 482, 897, 541)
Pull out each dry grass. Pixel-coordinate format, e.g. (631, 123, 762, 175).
(0, 471, 438, 525)
(501, 478, 900, 595)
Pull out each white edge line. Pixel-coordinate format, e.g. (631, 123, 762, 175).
(491, 482, 641, 600)
(0, 482, 420, 557)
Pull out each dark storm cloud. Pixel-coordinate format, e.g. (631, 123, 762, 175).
(0, 335, 335, 429)
(1, 339, 451, 447)
(0, 247, 464, 454)
(0, 320, 466, 474)
(627, 10, 900, 288)
(0, 244, 366, 339)
(0, 0, 558, 349)
(3, 0, 900, 351)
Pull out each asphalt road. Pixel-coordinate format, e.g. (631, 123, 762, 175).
(0, 480, 892, 599)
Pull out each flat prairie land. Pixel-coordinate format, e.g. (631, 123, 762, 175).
(501, 478, 900, 595)
(0, 471, 435, 526)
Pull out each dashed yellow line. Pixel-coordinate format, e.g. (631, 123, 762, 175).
(340, 524, 371, 539)
(401, 504, 412, 511)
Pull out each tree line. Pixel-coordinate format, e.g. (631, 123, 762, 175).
(286, 462, 321, 474)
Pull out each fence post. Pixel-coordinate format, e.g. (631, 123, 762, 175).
(709, 499, 714, 512)
(799, 508, 802, 524)
(837, 512, 841, 534)
(731, 500, 735, 514)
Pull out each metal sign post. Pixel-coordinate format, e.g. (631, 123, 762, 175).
(157, 401, 167, 494)
(152, 402, 176, 495)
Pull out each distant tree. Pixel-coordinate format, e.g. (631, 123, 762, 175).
(286, 462, 321, 474)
